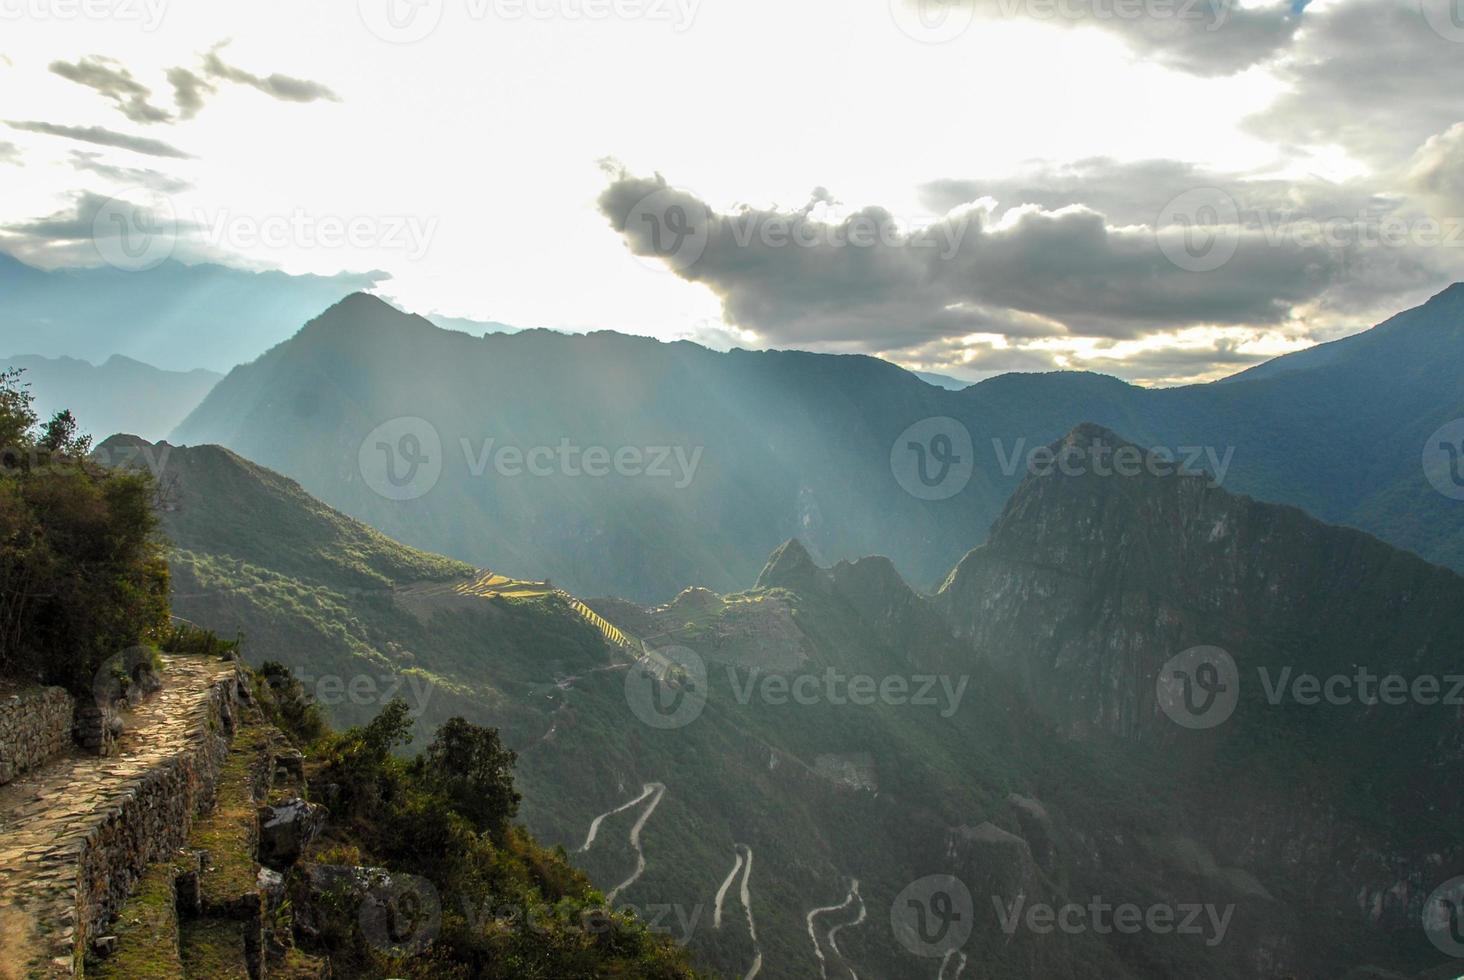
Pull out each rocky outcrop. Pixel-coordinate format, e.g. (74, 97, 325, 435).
(258, 798, 325, 870)
(934, 423, 1464, 976)
(0, 685, 72, 786)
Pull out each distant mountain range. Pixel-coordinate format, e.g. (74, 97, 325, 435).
(172, 285, 1464, 601)
(115, 424, 1464, 979)
(1, 354, 220, 442)
(0, 252, 394, 373)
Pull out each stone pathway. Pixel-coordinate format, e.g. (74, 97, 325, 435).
(0, 655, 240, 979)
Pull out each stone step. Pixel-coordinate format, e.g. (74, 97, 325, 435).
(177, 714, 278, 979)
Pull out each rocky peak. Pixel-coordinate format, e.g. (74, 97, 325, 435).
(753, 538, 827, 593)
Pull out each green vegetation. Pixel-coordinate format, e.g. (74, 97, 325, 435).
(0, 369, 170, 691)
(254, 668, 704, 980)
(90, 863, 184, 979)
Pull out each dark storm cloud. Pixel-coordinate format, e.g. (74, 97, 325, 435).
(68, 151, 192, 194)
(598, 171, 1337, 350)
(48, 56, 171, 125)
(6, 121, 192, 159)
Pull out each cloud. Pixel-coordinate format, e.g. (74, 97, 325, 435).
(68, 151, 192, 194)
(1408, 122, 1464, 214)
(166, 67, 214, 120)
(919, 158, 1396, 230)
(1244, 0, 1464, 167)
(49, 56, 171, 125)
(200, 45, 340, 104)
(6, 121, 192, 159)
(598, 170, 1336, 352)
(47, 47, 338, 127)
(915, 0, 1307, 75)
(0, 141, 19, 166)
(0, 190, 199, 254)
(601, 162, 1464, 384)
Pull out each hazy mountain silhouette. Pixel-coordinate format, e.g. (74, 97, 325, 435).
(2, 354, 220, 442)
(172, 285, 1464, 600)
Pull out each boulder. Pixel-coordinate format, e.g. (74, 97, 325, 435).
(258, 798, 325, 869)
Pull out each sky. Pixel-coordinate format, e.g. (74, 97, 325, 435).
(2, 0, 1463, 385)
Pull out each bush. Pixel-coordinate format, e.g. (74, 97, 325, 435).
(0, 370, 170, 691)
(295, 693, 702, 978)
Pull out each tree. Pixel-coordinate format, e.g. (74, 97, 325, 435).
(416, 717, 521, 836)
(0, 370, 168, 689)
(39, 410, 92, 457)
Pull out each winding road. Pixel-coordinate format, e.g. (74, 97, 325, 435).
(605, 782, 666, 903)
(806, 877, 865, 980)
(713, 844, 763, 978)
(714, 848, 745, 929)
(576, 781, 661, 853)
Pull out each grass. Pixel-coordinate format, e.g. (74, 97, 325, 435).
(188, 722, 271, 917)
(178, 919, 250, 979)
(90, 862, 184, 979)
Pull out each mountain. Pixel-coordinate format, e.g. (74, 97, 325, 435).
(935, 423, 1464, 977)
(115, 429, 1464, 978)
(173, 286, 1464, 602)
(2, 354, 220, 442)
(913, 369, 973, 390)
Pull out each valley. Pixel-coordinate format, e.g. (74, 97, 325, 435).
(109, 410, 1464, 978)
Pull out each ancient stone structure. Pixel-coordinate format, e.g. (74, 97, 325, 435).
(0, 685, 74, 787)
(0, 655, 245, 977)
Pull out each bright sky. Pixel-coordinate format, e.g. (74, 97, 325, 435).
(3, 0, 1462, 383)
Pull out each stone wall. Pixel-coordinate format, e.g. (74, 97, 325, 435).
(71, 667, 244, 966)
(0, 685, 74, 786)
(0, 656, 247, 977)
